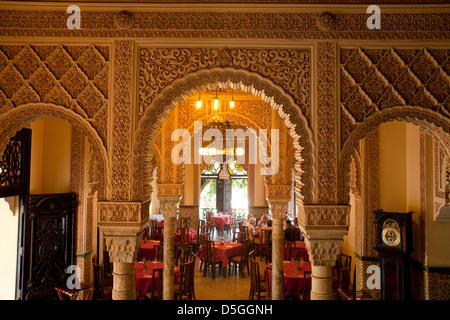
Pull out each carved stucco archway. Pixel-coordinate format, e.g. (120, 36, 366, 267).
(133, 68, 316, 204)
(0, 102, 110, 200)
(339, 106, 450, 205)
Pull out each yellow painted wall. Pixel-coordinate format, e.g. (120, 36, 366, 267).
(378, 121, 450, 267)
(425, 134, 450, 267)
(29, 118, 72, 194)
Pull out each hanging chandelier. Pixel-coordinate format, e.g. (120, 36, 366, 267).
(195, 87, 236, 111)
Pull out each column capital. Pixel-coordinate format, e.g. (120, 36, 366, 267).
(104, 233, 140, 263)
(265, 184, 292, 202)
(299, 204, 351, 266)
(157, 183, 182, 201)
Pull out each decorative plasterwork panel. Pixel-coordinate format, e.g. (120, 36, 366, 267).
(0, 44, 110, 146)
(1, 9, 448, 41)
(111, 40, 133, 201)
(139, 48, 311, 122)
(97, 201, 147, 227)
(340, 47, 450, 148)
(317, 42, 338, 204)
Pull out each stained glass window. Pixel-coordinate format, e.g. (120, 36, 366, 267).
(227, 160, 247, 176)
(201, 159, 222, 175)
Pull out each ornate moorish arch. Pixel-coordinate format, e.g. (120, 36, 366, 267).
(132, 67, 316, 204)
(0, 102, 110, 200)
(338, 106, 450, 205)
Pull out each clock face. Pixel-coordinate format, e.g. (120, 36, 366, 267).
(382, 219, 401, 247)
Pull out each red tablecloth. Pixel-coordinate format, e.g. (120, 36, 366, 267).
(134, 261, 178, 299)
(199, 241, 242, 269)
(139, 240, 160, 260)
(211, 215, 231, 233)
(265, 261, 312, 296)
(284, 240, 309, 262)
(175, 228, 198, 243)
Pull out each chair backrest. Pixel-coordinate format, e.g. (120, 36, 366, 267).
(179, 217, 191, 229)
(337, 267, 352, 290)
(240, 225, 249, 239)
(155, 226, 164, 241)
(151, 268, 164, 300)
(249, 256, 261, 291)
(241, 239, 250, 264)
(178, 254, 196, 299)
(234, 231, 247, 243)
(302, 271, 312, 300)
(92, 263, 105, 300)
(205, 240, 215, 263)
(261, 229, 272, 245)
(337, 253, 352, 269)
(156, 244, 164, 261)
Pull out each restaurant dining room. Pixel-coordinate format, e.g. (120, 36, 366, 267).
(0, 0, 449, 308)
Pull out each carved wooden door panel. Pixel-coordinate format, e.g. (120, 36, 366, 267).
(21, 193, 77, 300)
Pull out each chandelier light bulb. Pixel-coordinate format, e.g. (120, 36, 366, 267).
(196, 100, 202, 109)
(229, 100, 235, 108)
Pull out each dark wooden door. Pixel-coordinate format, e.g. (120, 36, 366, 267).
(216, 179, 232, 213)
(21, 193, 77, 300)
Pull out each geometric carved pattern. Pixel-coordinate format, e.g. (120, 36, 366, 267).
(340, 47, 450, 148)
(0, 44, 109, 145)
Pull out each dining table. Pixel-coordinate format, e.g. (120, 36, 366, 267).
(139, 240, 160, 260)
(265, 260, 312, 297)
(199, 241, 242, 276)
(134, 260, 179, 299)
(211, 214, 231, 234)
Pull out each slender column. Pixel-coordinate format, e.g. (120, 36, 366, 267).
(157, 183, 182, 300)
(161, 200, 178, 300)
(299, 205, 350, 300)
(266, 184, 292, 300)
(104, 234, 139, 300)
(270, 202, 289, 300)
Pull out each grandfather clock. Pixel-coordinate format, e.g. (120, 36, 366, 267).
(373, 210, 413, 300)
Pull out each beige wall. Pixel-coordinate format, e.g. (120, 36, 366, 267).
(29, 118, 72, 194)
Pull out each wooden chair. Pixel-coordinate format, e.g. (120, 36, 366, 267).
(300, 271, 312, 300)
(174, 254, 196, 300)
(198, 232, 210, 271)
(55, 285, 93, 300)
(285, 241, 305, 261)
(145, 267, 163, 300)
(332, 253, 352, 294)
(203, 239, 223, 279)
(103, 249, 112, 280)
(93, 262, 112, 300)
(155, 244, 164, 261)
(223, 211, 235, 235)
(249, 253, 267, 300)
(228, 239, 250, 278)
(179, 217, 191, 229)
(233, 231, 247, 244)
(190, 220, 205, 254)
(260, 229, 272, 264)
(155, 225, 164, 241)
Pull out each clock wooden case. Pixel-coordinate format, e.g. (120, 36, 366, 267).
(373, 210, 413, 300)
